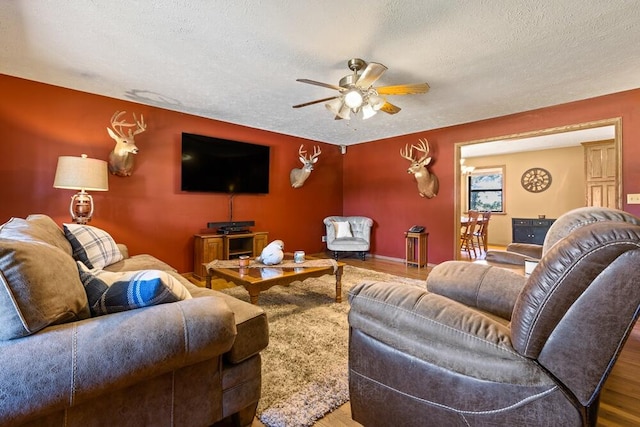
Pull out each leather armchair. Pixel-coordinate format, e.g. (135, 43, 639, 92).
(324, 216, 373, 260)
(348, 207, 640, 426)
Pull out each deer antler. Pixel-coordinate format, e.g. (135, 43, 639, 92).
(400, 144, 415, 161)
(298, 144, 307, 164)
(310, 145, 321, 160)
(412, 139, 431, 163)
(109, 111, 146, 138)
(298, 144, 321, 164)
(130, 114, 146, 136)
(412, 139, 430, 159)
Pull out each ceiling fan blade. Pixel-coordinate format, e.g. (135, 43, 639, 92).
(355, 62, 387, 88)
(376, 83, 430, 95)
(379, 102, 402, 115)
(296, 78, 344, 91)
(293, 96, 339, 108)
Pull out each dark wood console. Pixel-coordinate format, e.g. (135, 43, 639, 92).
(193, 232, 268, 280)
(512, 218, 555, 245)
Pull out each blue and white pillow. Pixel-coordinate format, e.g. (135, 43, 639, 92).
(76, 262, 192, 316)
(64, 224, 123, 269)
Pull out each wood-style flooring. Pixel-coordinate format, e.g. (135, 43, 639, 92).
(211, 252, 640, 427)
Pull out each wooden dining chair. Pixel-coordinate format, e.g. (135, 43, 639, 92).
(460, 210, 479, 258)
(474, 211, 492, 254)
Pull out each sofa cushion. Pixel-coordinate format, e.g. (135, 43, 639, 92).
(187, 283, 269, 364)
(77, 262, 192, 316)
(0, 239, 90, 340)
(0, 215, 72, 255)
(333, 221, 353, 238)
(103, 254, 177, 273)
(64, 224, 124, 269)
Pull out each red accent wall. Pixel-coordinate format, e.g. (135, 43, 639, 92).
(344, 89, 640, 264)
(0, 75, 343, 272)
(2, 74, 639, 270)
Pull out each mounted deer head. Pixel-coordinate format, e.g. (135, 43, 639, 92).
(289, 144, 321, 188)
(107, 111, 146, 177)
(400, 138, 439, 198)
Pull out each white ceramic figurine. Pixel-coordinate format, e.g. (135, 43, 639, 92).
(256, 240, 284, 265)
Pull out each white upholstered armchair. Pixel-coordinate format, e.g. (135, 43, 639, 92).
(324, 216, 373, 260)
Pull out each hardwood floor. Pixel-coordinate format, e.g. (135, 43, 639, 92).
(214, 252, 639, 427)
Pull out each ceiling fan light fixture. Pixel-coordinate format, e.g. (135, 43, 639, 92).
(344, 89, 364, 109)
(337, 103, 352, 120)
(368, 93, 385, 110)
(295, 57, 429, 121)
(361, 103, 377, 120)
(326, 98, 352, 119)
(325, 98, 343, 116)
(460, 158, 476, 174)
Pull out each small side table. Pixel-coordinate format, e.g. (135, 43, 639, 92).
(405, 231, 429, 268)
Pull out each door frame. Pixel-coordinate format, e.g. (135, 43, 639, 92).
(453, 117, 622, 260)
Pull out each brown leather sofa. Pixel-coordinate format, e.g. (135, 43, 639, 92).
(348, 207, 640, 426)
(0, 214, 268, 427)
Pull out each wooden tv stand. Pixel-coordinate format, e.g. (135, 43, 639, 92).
(193, 231, 268, 280)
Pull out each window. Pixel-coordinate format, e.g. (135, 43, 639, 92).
(468, 166, 504, 212)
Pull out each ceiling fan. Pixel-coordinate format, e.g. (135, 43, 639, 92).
(293, 58, 429, 120)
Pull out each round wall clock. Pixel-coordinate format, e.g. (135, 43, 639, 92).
(521, 167, 552, 193)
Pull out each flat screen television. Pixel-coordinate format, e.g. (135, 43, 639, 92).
(181, 132, 270, 194)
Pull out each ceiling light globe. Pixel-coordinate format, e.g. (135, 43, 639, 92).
(344, 90, 363, 109)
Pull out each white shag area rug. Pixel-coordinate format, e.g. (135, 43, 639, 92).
(221, 265, 426, 427)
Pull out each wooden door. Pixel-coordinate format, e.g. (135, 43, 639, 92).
(583, 140, 618, 208)
(253, 232, 269, 257)
(193, 235, 224, 279)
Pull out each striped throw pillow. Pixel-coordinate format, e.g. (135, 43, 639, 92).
(76, 262, 192, 316)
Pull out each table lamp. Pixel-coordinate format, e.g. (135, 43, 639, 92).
(53, 154, 109, 224)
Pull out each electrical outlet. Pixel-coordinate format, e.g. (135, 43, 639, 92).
(321, 235, 327, 242)
(627, 194, 640, 204)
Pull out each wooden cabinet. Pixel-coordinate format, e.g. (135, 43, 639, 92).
(583, 140, 618, 208)
(193, 232, 268, 279)
(405, 231, 428, 268)
(512, 218, 555, 245)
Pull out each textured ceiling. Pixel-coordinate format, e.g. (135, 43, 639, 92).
(2, 1, 640, 146)
(461, 125, 616, 158)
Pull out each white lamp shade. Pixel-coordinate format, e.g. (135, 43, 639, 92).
(368, 94, 385, 110)
(53, 154, 109, 191)
(336, 103, 352, 120)
(325, 98, 352, 120)
(325, 98, 344, 116)
(361, 103, 377, 120)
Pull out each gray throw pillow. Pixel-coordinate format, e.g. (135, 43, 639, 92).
(0, 215, 72, 255)
(0, 238, 91, 340)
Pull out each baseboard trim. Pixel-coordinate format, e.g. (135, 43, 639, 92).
(370, 253, 436, 268)
(368, 253, 403, 263)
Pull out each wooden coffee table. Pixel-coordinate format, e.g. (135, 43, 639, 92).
(205, 255, 345, 305)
